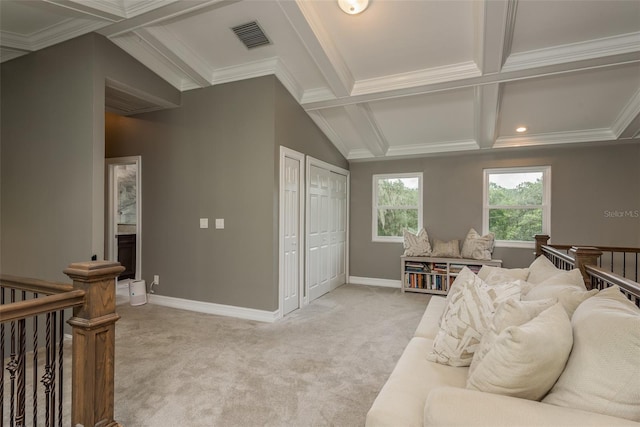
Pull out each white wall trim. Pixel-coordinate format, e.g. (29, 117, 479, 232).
(348, 276, 401, 288)
(148, 294, 279, 323)
(494, 128, 616, 148)
(611, 88, 640, 138)
(385, 139, 479, 157)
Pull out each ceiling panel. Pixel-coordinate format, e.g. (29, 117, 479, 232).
(308, 0, 475, 81)
(368, 88, 475, 147)
(511, 0, 640, 54)
(499, 63, 640, 137)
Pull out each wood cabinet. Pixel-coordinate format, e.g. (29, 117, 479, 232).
(117, 234, 136, 280)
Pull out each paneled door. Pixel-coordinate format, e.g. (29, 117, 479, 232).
(280, 148, 304, 316)
(330, 172, 347, 290)
(307, 164, 331, 302)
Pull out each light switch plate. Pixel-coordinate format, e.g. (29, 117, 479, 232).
(200, 218, 208, 228)
(215, 218, 224, 229)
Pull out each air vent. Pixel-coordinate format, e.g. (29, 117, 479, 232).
(231, 21, 271, 49)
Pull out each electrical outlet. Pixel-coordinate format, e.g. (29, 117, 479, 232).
(154, 275, 160, 285)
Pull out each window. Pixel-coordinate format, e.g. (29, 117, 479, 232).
(372, 173, 422, 242)
(483, 166, 550, 248)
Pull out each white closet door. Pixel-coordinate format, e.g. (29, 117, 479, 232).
(282, 156, 301, 315)
(330, 172, 347, 290)
(308, 164, 331, 301)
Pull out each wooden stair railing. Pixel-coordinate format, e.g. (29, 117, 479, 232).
(1, 261, 124, 427)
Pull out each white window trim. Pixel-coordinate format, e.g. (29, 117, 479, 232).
(372, 172, 423, 243)
(483, 166, 551, 249)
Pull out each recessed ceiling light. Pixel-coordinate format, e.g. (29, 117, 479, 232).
(516, 126, 527, 133)
(338, 0, 369, 15)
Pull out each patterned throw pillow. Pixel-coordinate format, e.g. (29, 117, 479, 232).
(431, 239, 461, 258)
(403, 228, 432, 256)
(427, 268, 521, 367)
(460, 228, 495, 260)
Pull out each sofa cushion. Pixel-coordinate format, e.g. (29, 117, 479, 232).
(460, 228, 494, 260)
(365, 337, 468, 427)
(427, 268, 520, 367)
(467, 302, 572, 400)
(543, 285, 640, 422)
(480, 266, 530, 284)
(403, 228, 432, 256)
(425, 387, 640, 427)
(414, 296, 446, 339)
(523, 285, 598, 317)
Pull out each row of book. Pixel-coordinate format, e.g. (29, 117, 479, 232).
(405, 273, 449, 291)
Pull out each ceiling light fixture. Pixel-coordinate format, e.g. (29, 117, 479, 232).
(516, 126, 527, 133)
(338, 0, 369, 15)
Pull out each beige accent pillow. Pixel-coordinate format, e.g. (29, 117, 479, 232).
(403, 227, 432, 256)
(431, 239, 461, 258)
(524, 285, 598, 318)
(478, 266, 529, 283)
(427, 268, 520, 367)
(460, 228, 495, 260)
(467, 303, 573, 401)
(469, 298, 557, 376)
(527, 255, 566, 284)
(536, 268, 586, 290)
(543, 286, 640, 421)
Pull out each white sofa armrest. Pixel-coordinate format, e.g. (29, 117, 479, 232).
(424, 387, 640, 427)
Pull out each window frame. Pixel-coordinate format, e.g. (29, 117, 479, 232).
(482, 166, 551, 249)
(372, 172, 423, 243)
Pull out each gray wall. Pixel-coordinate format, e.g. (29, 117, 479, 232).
(1, 33, 180, 281)
(349, 143, 640, 280)
(106, 76, 347, 311)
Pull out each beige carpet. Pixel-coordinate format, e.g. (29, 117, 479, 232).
(113, 284, 430, 427)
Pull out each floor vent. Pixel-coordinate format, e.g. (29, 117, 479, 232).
(231, 21, 271, 49)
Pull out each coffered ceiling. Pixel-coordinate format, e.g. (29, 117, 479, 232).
(2, 0, 639, 160)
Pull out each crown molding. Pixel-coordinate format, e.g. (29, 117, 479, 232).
(346, 148, 374, 160)
(351, 61, 481, 96)
(212, 57, 278, 85)
(275, 59, 304, 102)
(385, 140, 479, 158)
(503, 32, 640, 72)
(0, 46, 29, 63)
(0, 18, 109, 51)
(494, 128, 617, 148)
(344, 104, 388, 157)
(611, 88, 640, 138)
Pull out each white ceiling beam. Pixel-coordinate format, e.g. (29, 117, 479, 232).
(99, 0, 238, 38)
(137, 27, 212, 88)
(475, 0, 516, 74)
(474, 83, 502, 149)
(303, 51, 640, 111)
(306, 111, 350, 159)
(278, 0, 353, 98)
(612, 89, 640, 139)
(344, 104, 388, 157)
(43, 0, 126, 21)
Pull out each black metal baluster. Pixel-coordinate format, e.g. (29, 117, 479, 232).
(57, 309, 64, 427)
(42, 313, 52, 427)
(49, 311, 57, 427)
(15, 318, 26, 427)
(1, 287, 5, 427)
(33, 294, 39, 427)
(9, 289, 17, 427)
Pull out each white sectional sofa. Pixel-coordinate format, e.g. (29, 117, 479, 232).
(366, 261, 640, 427)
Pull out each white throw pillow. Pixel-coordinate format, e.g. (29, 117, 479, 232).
(403, 228, 432, 256)
(460, 228, 495, 260)
(469, 298, 557, 376)
(524, 285, 598, 318)
(427, 268, 520, 367)
(543, 286, 640, 421)
(467, 303, 573, 401)
(431, 239, 461, 258)
(527, 255, 566, 284)
(478, 266, 529, 283)
(535, 268, 586, 290)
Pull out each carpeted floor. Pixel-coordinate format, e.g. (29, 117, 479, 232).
(113, 284, 430, 426)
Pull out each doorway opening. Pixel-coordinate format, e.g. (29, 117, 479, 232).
(106, 156, 142, 282)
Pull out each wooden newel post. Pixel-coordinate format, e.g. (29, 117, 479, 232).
(569, 246, 602, 290)
(534, 234, 550, 258)
(64, 261, 125, 427)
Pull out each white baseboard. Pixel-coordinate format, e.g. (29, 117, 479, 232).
(348, 276, 401, 288)
(147, 294, 279, 323)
